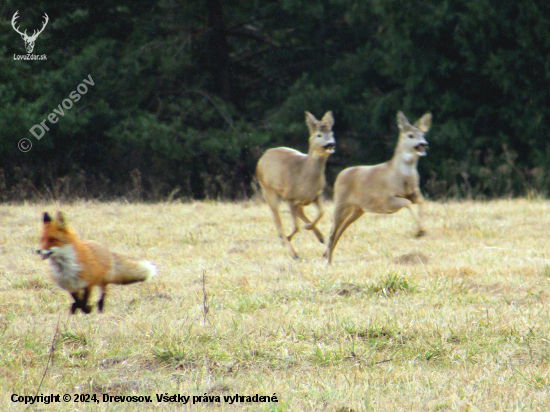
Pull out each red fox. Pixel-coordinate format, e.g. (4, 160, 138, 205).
(36, 212, 156, 314)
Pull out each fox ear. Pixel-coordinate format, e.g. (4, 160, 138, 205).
(43, 212, 52, 223)
(321, 111, 334, 129)
(397, 111, 410, 133)
(305, 111, 318, 135)
(55, 212, 68, 229)
(414, 112, 432, 132)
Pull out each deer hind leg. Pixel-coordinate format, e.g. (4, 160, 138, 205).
(325, 204, 363, 264)
(324, 204, 354, 260)
(300, 197, 325, 243)
(261, 186, 298, 258)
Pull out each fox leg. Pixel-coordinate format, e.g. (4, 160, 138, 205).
(80, 288, 92, 314)
(97, 285, 107, 312)
(70, 293, 80, 314)
(70, 288, 92, 314)
(299, 198, 324, 243)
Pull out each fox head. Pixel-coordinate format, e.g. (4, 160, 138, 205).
(37, 212, 76, 260)
(395, 111, 431, 163)
(305, 111, 336, 157)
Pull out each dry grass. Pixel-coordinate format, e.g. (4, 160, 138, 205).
(1, 199, 550, 411)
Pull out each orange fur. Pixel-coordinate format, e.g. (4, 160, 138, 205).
(37, 212, 156, 314)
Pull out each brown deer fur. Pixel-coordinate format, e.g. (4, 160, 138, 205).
(324, 111, 431, 264)
(256, 111, 336, 258)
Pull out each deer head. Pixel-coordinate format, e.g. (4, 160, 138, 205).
(12, 11, 49, 54)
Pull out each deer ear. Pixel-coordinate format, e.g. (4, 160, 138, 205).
(397, 111, 410, 132)
(414, 112, 432, 133)
(55, 212, 68, 230)
(43, 212, 52, 223)
(321, 111, 334, 129)
(305, 111, 318, 135)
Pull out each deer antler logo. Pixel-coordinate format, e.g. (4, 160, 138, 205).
(12, 11, 49, 54)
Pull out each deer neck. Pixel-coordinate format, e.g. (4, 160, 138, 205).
(303, 149, 328, 180)
(390, 146, 418, 177)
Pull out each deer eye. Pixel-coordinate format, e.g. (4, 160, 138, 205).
(316, 133, 323, 138)
(407, 133, 414, 139)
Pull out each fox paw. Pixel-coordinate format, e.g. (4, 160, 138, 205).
(70, 303, 78, 314)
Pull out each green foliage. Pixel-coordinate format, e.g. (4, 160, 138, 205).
(2, 0, 550, 200)
(366, 272, 415, 297)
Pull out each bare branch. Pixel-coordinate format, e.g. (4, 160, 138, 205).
(202, 270, 209, 325)
(35, 312, 64, 397)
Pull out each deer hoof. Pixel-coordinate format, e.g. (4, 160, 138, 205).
(415, 230, 427, 238)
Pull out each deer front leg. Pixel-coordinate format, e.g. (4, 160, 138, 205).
(287, 202, 301, 242)
(389, 195, 425, 237)
(301, 197, 325, 243)
(405, 191, 426, 236)
(262, 186, 298, 258)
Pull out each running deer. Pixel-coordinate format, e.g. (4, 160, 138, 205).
(324, 111, 431, 264)
(256, 111, 336, 258)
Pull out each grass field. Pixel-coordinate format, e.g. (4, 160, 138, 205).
(1, 199, 550, 411)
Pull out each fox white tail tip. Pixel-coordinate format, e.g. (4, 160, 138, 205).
(141, 261, 157, 280)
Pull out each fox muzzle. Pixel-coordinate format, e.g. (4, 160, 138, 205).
(36, 249, 52, 260)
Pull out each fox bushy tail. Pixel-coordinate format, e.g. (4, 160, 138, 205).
(108, 254, 156, 285)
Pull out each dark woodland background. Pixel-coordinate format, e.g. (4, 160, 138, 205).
(2, 0, 550, 201)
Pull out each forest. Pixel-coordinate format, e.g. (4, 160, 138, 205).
(2, 0, 550, 201)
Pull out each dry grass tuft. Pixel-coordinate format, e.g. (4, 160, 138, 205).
(1, 199, 550, 410)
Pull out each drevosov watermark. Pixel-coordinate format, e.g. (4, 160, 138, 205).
(18, 74, 95, 152)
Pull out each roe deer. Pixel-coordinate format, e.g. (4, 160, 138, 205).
(324, 111, 431, 264)
(256, 111, 336, 258)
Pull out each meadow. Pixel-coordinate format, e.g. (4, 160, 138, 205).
(1, 198, 550, 411)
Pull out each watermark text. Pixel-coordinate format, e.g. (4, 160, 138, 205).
(28, 74, 95, 141)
